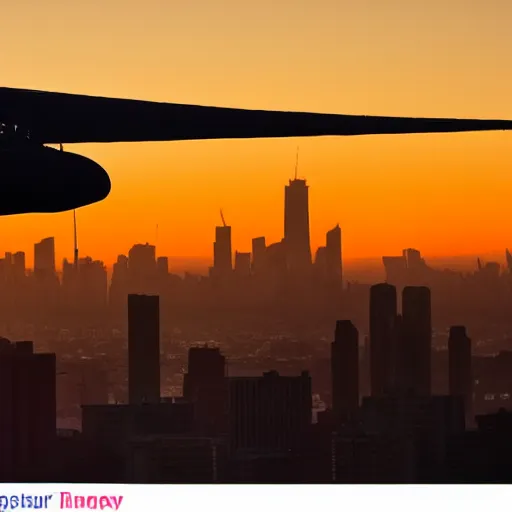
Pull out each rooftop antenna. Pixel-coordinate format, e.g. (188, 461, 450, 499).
(294, 146, 300, 180)
(73, 210, 78, 271)
(220, 209, 226, 227)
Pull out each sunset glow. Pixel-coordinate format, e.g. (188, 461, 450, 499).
(2, 0, 512, 269)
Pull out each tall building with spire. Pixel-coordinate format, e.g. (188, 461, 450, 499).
(284, 150, 312, 275)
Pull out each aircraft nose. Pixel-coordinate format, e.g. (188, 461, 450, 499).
(0, 146, 112, 215)
(56, 149, 112, 209)
(68, 151, 112, 204)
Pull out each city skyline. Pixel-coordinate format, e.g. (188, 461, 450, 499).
(2, 1, 512, 264)
(1, 173, 512, 273)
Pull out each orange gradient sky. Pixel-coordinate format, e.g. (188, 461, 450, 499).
(2, 0, 512, 270)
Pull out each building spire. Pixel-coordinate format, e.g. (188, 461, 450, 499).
(294, 146, 299, 180)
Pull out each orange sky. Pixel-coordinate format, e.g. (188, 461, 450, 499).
(2, 1, 512, 269)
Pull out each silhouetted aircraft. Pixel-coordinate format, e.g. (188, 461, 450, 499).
(1, 86, 512, 216)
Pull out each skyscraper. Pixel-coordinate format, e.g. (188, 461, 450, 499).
(382, 255, 407, 287)
(251, 237, 266, 274)
(448, 325, 472, 423)
(109, 254, 129, 317)
(234, 252, 251, 277)
(34, 237, 55, 276)
(331, 320, 359, 424)
(402, 286, 432, 396)
(213, 225, 232, 276)
(0, 340, 56, 481)
(370, 283, 398, 397)
(157, 256, 169, 276)
(314, 246, 327, 277)
(77, 257, 108, 315)
(128, 243, 157, 293)
(229, 370, 311, 453)
(128, 294, 160, 405)
(326, 224, 342, 284)
(183, 345, 227, 435)
(12, 251, 25, 279)
(284, 178, 312, 274)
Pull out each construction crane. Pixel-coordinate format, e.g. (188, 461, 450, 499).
(220, 209, 227, 227)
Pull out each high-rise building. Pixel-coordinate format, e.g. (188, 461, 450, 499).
(402, 286, 432, 396)
(34, 237, 55, 276)
(382, 255, 407, 286)
(0, 339, 56, 481)
(251, 237, 266, 274)
(370, 283, 398, 397)
(183, 345, 227, 435)
(229, 370, 312, 453)
(403, 248, 428, 284)
(403, 248, 423, 269)
(326, 224, 342, 284)
(314, 246, 327, 277)
(109, 254, 129, 316)
(77, 257, 108, 314)
(156, 256, 169, 276)
(128, 294, 160, 405)
(284, 178, 312, 274)
(213, 226, 232, 276)
(128, 243, 157, 294)
(265, 240, 287, 283)
(12, 251, 25, 279)
(234, 252, 251, 277)
(448, 325, 472, 423)
(331, 320, 359, 424)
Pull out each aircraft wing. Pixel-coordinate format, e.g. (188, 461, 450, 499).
(1, 86, 512, 144)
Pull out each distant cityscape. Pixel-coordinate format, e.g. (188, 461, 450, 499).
(0, 175, 510, 334)
(2, 176, 512, 483)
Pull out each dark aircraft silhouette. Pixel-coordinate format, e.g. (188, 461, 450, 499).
(1, 86, 512, 216)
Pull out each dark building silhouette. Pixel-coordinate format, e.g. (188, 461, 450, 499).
(314, 247, 327, 280)
(77, 256, 108, 316)
(128, 243, 157, 294)
(448, 326, 472, 423)
(12, 251, 25, 278)
(128, 294, 160, 405)
(362, 394, 465, 482)
(284, 178, 312, 274)
(0, 339, 56, 482)
(382, 255, 407, 290)
(234, 251, 251, 277)
(34, 237, 56, 276)
(183, 345, 227, 436)
(331, 320, 359, 424)
(251, 237, 266, 274)
(126, 436, 225, 483)
(334, 431, 415, 483)
(326, 224, 342, 285)
(402, 286, 432, 396)
(265, 240, 287, 283)
(213, 225, 232, 277)
(156, 256, 169, 276)
(82, 402, 194, 449)
(228, 370, 311, 453)
(109, 254, 129, 319)
(370, 283, 398, 396)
